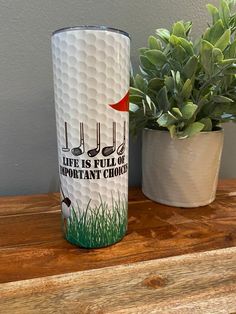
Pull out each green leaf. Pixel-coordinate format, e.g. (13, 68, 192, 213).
(193, 37, 201, 53)
(199, 100, 215, 117)
(183, 21, 192, 35)
(161, 63, 171, 76)
(181, 122, 204, 138)
(129, 103, 139, 113)
(211, 103, 232, 116)
(139, 47, 148, 56)
(169, 34, 180, 46)
(203, 20, 225, 45)
(145, 95, 156, 112)
(181, 79, 193, 99)
(139, 66, 152, 77)
(175, 71, 181, 86)
(215, 29, 231, 51)
(172, 107, 183, 118)
(129, 94, 143, 104)
(156, 28, 170, 43)
(197, 93, 211, 109)
(224, 64, 236, 74)
(172, 45, 187, 61)
(219, 0, 230, 27)
(219, 58, 236, 64)
(178, 37, 194, 56)
(157, 112, 177, 127)
(148, 78, 164, 90)
(148, 36, 162, 50)
(134, 74, 147, 92)
(225, 40, 236, 58)
(164, 76, 175, 91)
(213, 95, 234, 103)
(170, 36, 194, 57)
(129, 87, 144, 96)
(206, 4, 220, 24)
(223, 75, 233, 89)
(181, 102, 198, 119)
(200, 40, 214, 74)
(168, 125, 177, 138)
(145, 50, 167, 66)
(157, 86, 170, 111)
(140, 55, 156, 70)
(172, 21, 186, 38)
(198, 118, 212, 131)
(183, 56, 198, 78)
(212, 48, 224, 62)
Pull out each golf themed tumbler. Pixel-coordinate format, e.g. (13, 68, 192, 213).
(51, 26, 130, 248)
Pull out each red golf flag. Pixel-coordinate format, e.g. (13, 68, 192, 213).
(109, 91, 129, 112)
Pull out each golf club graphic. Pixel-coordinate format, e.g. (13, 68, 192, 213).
(62, 122, 70, 152)
(102, 122, 116, 157)
(87, 123, 101, 157)
(61, 186, 71, 208)
(60, 185, 71, 219)
(71, 123, 85, 156)
(117, 121, 126, 155)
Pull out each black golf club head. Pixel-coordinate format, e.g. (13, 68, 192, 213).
(102, 122, 116, 157)
(102, 146, 116, 156)
(87, 147, 100, 157)
(117, 121, 126, 155)
(62, 197, 71, 207)
(117, 143, 125, 155)
(61, 197, 72, 219)
(71, 123, 84, 156)
(62, 147, 70, 152)
(60, 178, 72, 220)
(87, 123, 100, 157)
(71, 146, 84, 156)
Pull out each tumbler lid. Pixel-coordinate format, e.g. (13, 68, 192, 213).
(52, 25, 130, 39)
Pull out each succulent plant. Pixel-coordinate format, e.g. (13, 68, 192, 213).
(130, 0, 236, 138)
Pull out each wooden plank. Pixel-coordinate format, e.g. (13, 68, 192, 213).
(0, 182, 236, 283)
(1, 183, 236, 248)
(0, 219, 235, 284)
(1, 248, 236, 314)
(0, 187, 146, 216)
(0, 179, 234, 216)
(0, 193, 60, 216)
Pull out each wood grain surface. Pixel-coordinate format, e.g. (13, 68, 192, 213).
(0, 181, 236, 284)
(1, 247, 236, 313)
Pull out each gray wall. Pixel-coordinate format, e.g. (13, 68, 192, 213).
(0, 0, 235, 195)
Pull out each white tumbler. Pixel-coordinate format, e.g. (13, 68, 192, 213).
(51, 26, 130, 248)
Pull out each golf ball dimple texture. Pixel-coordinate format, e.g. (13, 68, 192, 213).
(52, 29, 129, 219)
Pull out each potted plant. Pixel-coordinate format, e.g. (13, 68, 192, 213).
(130, 0, 236, 207)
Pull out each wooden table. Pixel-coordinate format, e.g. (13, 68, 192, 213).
(0, 180, 236, 313)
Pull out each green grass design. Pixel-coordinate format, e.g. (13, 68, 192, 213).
(64, 194, 128, 248)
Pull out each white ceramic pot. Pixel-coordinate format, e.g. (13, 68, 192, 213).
(142, 128, 224, 207)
